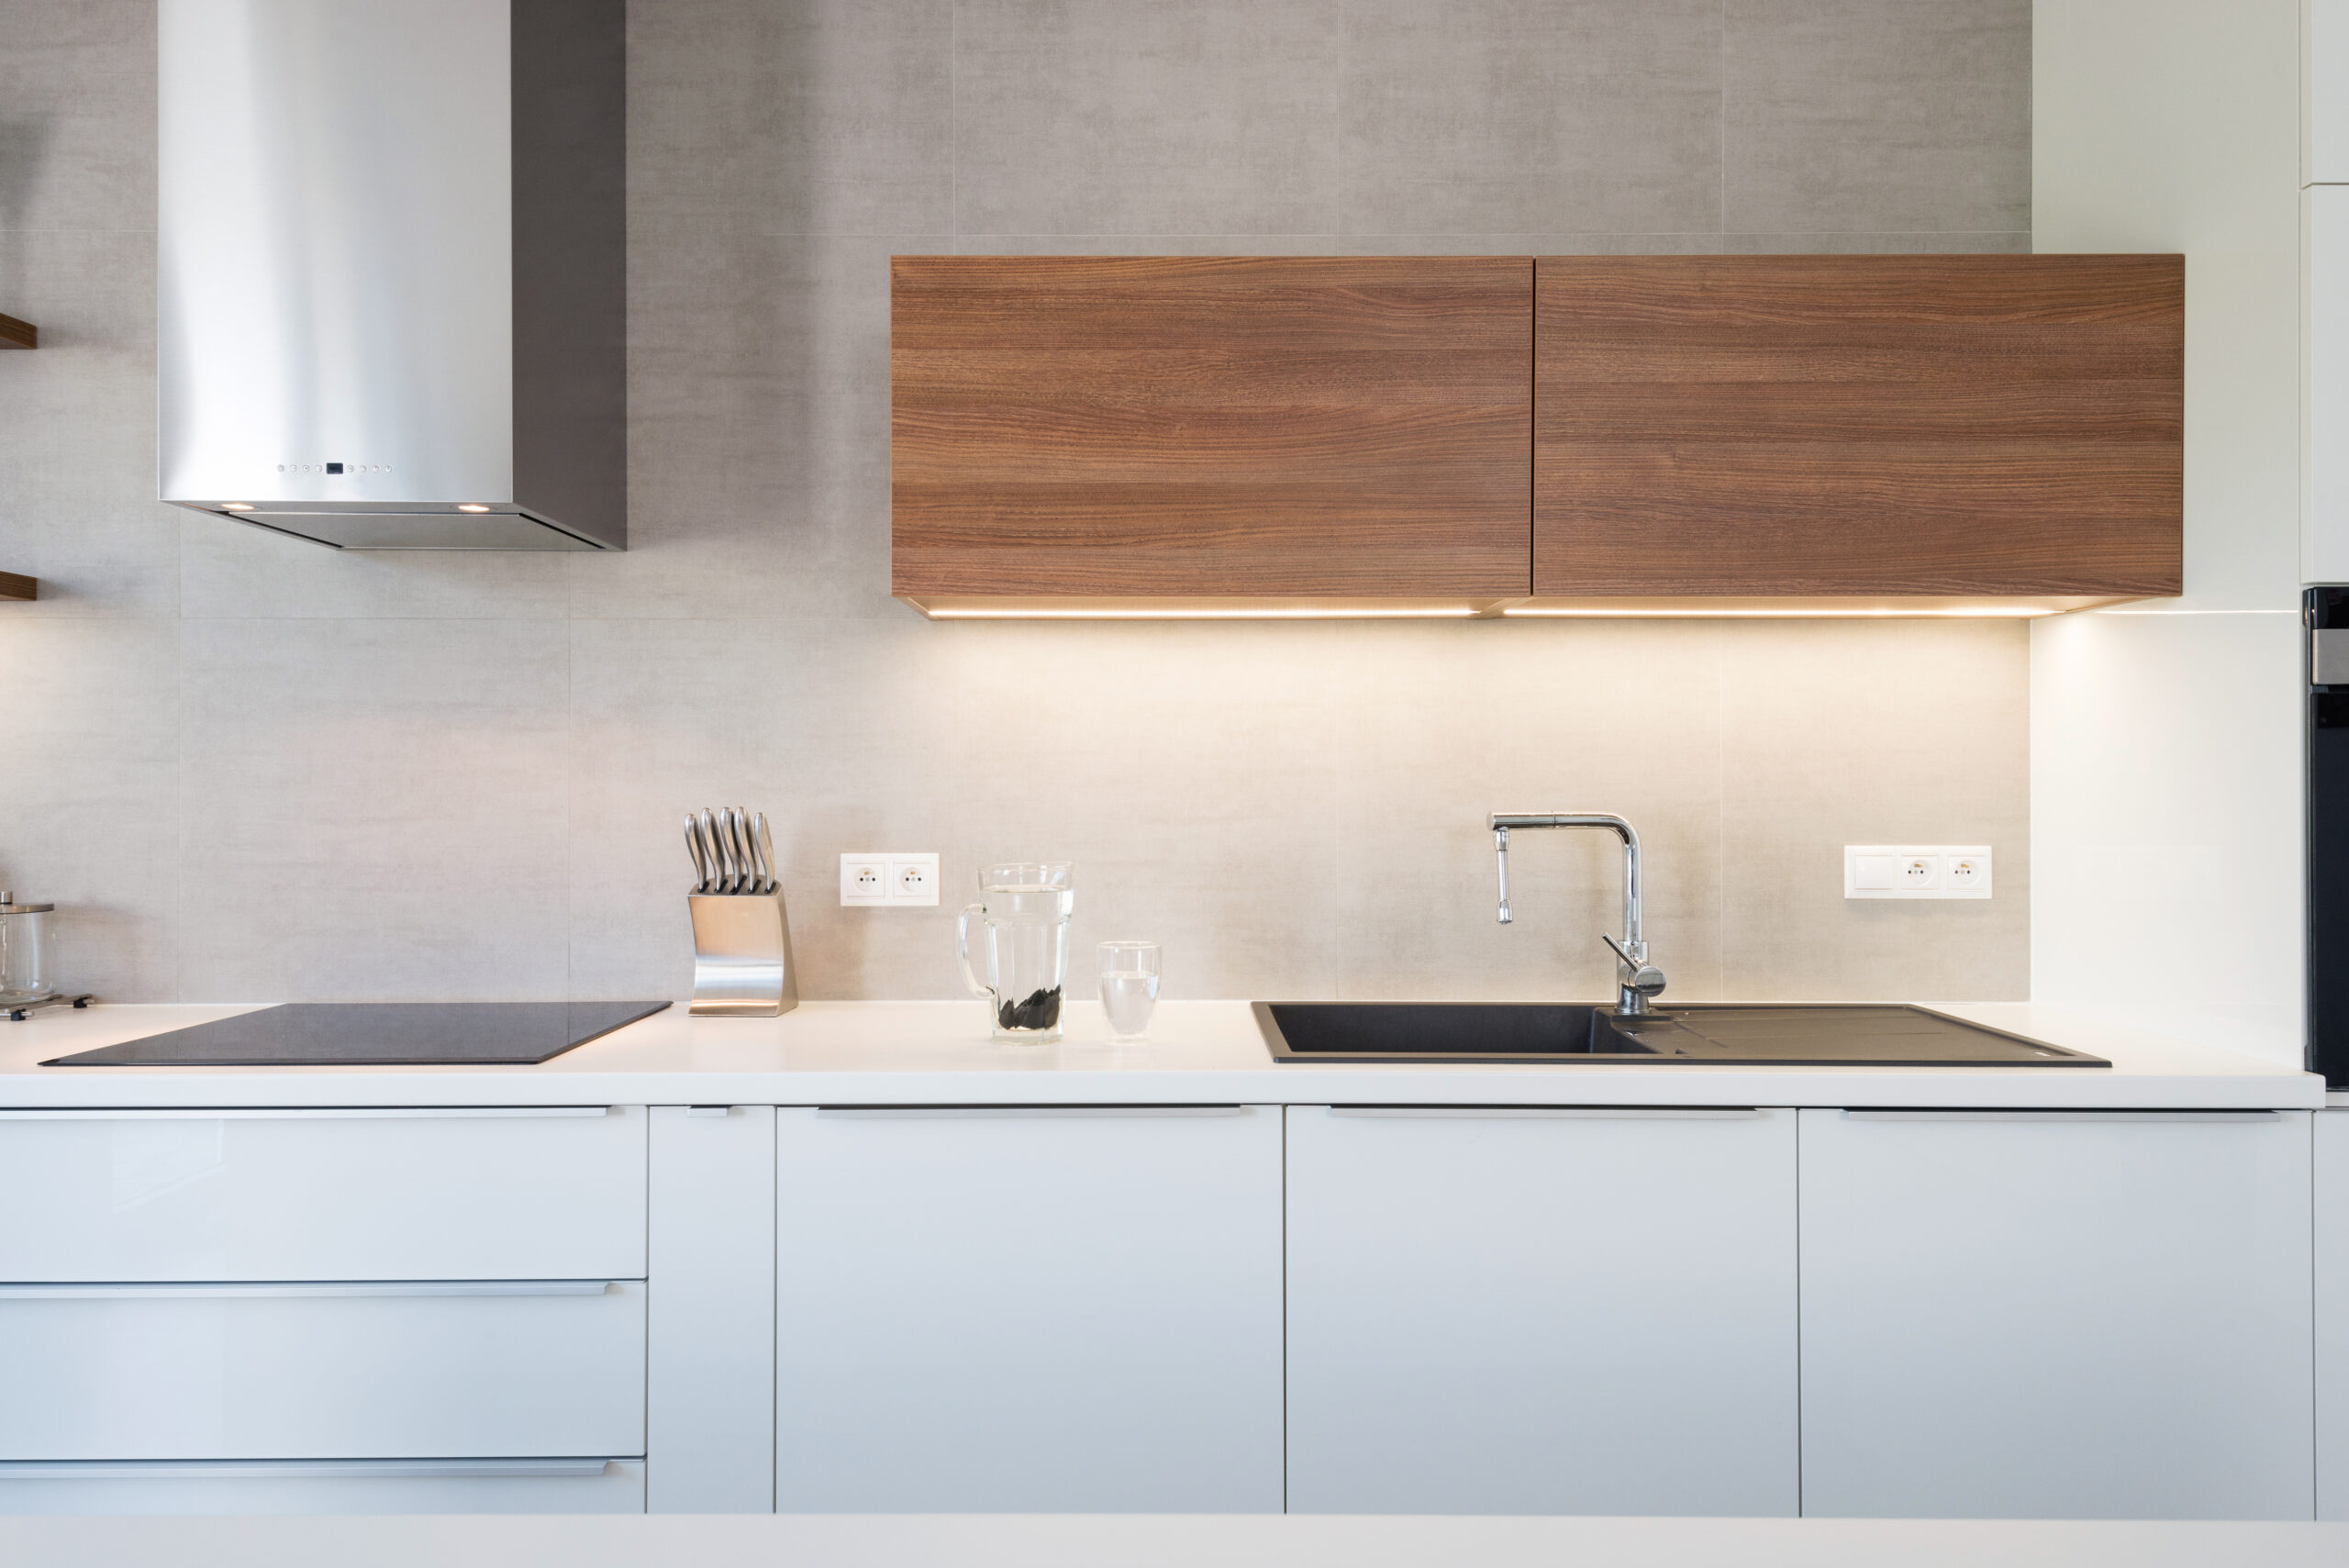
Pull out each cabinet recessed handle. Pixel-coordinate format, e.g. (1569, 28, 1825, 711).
(0, 1280, 623, 1300)
(814, 1105, 1248, 1118)
(1324, 1106, 1762, 1120)
(0, 1458, 622, 1480)
(0, 1106, 615, 1121)
(1842, 1109, 2282, 1124)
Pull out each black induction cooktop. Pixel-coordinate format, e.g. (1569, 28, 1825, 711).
(40, 1001, 672, 1067)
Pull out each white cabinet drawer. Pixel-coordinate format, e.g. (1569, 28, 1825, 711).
(0, 1106, 645, 1281)
(0, 1458, 644, 1515)
(0, 1280, 645, 1461)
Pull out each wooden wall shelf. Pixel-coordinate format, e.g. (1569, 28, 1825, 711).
(0, 572, 36, 601)
(0, 314, 35, 350)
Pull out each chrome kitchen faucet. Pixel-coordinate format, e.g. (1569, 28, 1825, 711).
(1490, 813, 1667, 1016)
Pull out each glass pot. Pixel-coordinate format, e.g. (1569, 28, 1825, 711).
(957, 863, 1074, 1041)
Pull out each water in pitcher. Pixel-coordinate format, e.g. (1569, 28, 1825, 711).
(959, 864, 1074, 1040)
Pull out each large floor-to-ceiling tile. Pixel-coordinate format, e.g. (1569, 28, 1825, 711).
(0, 0, 154, 238)
(954, 0, 1347, 237)
(176, 618, 572, 1001)
(1723, 0, 2031, 236)
(0, 230, 177, 616)
(1328, 618, 1726, 1003)
(0, 616, 179, 999)
(629, 0, 955, 236)
(1336, 0, 1721, 238)
(587, 231, 918, 623)
(1717, 618, 2031, 1000)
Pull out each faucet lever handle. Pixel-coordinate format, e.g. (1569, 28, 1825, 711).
(1600, 932, 1667, 997)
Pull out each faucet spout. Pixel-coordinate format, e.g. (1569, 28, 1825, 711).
(1486, 812, 1665, 1016)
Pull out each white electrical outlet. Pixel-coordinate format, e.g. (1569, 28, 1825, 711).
(1844, 845, 1992, 900)
(840, 855, 888, 906)
(841, 852, 939, 907)
(888, 853, 940, 906)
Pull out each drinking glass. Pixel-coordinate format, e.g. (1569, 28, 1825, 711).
(958, 863, 1074, 1040)
(1097, 941, 1161, 1041)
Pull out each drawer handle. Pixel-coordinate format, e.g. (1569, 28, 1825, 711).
(0, 1458, 621, 1480)
(0, 1280, 622, 1300)
(1325, 1106, 1762, 1120)
(0, 1106, 617, 1121)
(1842, 1109, 2283, 1124)
(815, 1105, 1248, 1118)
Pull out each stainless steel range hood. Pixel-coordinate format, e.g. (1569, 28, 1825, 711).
(158, 0, 626, 550)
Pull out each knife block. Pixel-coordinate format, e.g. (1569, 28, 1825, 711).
(688, 889, 799, 1018)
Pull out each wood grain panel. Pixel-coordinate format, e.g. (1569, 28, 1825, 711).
(1533, 255, 2184, 599)
(0, 314, 33, 350)
(0, 572, 34, 601)
(892, 257, 1532, 601)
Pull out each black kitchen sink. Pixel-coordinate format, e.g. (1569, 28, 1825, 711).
(1253, 1002, 2109, 1067)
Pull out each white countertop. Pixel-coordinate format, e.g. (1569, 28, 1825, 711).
(5, 1512, 2344, 1568)
(0, 998, 2321, 1109)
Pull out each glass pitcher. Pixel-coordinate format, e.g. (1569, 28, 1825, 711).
(957, 862, 1074, 1041)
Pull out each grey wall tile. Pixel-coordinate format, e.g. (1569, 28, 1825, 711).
(0, 0, 154, 239)
(567, 617, 797, 999)
(1715, 619, 2031, 1000)
(630, 0, 954, 235)
(175, 619, 571, 1001)
(0, 617, 178, 1000)
(955, 0, 1346, 236)
(1327, 620, 1725, 1003)
(0, 231, 177, 616)
(584, 232, 917, 622)
(1721, 229, 2029, 253)
(1724, 0, 2031, 235)
(1337, 0, 1721, 237)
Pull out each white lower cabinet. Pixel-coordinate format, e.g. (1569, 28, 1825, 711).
(774, 1104, 1285, 1513)
(0, 1280, 646, 1462)
(2319, 1108, 2349, 1520)
(0, 1458, 645, 1516)
(0, 1106, 646, 1283)
(1798, 1108, 2314, 1520)
(647, 1105, 775, 1514)
(1285, 1105, 1799, 1516)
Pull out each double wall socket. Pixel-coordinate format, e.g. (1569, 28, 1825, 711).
(841, 852, 940, 907)
(1844, 845, 1992, 900)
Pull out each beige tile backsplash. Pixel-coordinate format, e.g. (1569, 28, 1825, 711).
(0, 1, 2032, 1004)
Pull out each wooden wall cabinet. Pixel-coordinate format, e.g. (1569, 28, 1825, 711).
(890, 256, 1532, 615)
(889, 253, 2183, 617)
(1532, 254, 2184, 612)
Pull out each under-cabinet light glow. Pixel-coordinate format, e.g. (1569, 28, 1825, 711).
(923, 606, 1483, 620)
(1500, 606, 2053, 619)
(456, 504, 492, 513)
(221, 502, 253, 510)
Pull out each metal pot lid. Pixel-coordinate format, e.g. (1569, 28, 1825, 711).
(0, 893, 53, 913)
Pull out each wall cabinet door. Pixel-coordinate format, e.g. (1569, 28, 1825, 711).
(1532, 254, 2182, 610)
(2321, 1108, 2349, 1520)
(1285, 1105, 1798, 1517)
(889, 256, 1532, 613)
(774, 1105, 1284, 1513)
(1799, 1108, 2313, 1520)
